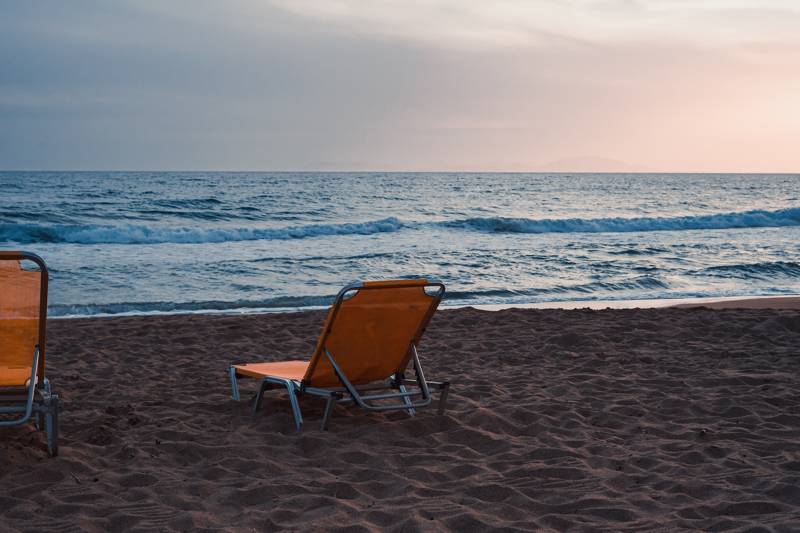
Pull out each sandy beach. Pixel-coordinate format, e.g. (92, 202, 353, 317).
(673, 296, 800, 310)
(2, 304, 800, 531)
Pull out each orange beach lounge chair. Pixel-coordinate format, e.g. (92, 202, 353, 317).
(0, 251, 59, 456)
(229, 279, 450, 430)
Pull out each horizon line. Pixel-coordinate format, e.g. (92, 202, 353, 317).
(1, 169, 799, 175)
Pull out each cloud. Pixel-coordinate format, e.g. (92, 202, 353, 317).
(0, 0, 798, 171)
(266, 0, 800, 48)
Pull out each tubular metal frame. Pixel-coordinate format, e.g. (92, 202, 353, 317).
(229, 279, 450, 430)
(0, 251, 59, 456)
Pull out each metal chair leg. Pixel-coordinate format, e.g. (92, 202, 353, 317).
(46, 395, 59, 457)
(320, 394, 338, 430)
(251, 381, 267, 418)
(398, 384, 417, 416)
(285, 382, 303, 430)
(229, 367, 240, 401)
(437, 382, 450, 415)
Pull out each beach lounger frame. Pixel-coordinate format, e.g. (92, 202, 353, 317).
(0, 251, 59, 456)
(229, 280, 450, 430)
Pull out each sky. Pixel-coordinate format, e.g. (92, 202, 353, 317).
(1, 0, 798, 172)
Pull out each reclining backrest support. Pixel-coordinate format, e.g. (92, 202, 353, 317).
(302, 279, 444, 388)
(0, 252, 48, 384)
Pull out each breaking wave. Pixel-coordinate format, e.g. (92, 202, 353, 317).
(0, 218, 405, 245)
(3, 207, 800, 245)
(449, 207, 800, 235)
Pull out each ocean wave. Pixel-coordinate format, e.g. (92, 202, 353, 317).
(556, 276, 670, 294)
(444, 276, 670, 300)
(48, 295, 336, 317)
(697, 261, 800, 280)
(4, 207, 800, 245)
(49, 276, 674, 317)
(152, 197, 224, 208)
(447, 207, 800, 235)
(0, 218, 405, 245)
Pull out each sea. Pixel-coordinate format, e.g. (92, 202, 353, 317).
(1, 171, 798, 317)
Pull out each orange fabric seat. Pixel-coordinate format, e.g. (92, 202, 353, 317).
(0, 366, 32, 387)
(232, 360, 309, 381)
(1, 259, 43, 386)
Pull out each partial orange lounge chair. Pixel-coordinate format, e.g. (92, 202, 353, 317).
(229, 279, 450, 430)
(0, 251, 59, 456)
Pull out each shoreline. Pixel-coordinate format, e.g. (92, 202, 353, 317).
(49, 293, 800, 319)
(454, 294, 800, 311)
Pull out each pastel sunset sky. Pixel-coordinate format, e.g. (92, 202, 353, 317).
(1, 0, 798, 172)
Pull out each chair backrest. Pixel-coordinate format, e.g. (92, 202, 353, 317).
(0, 252, 48, 383)
(302, 279, 444, 388)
